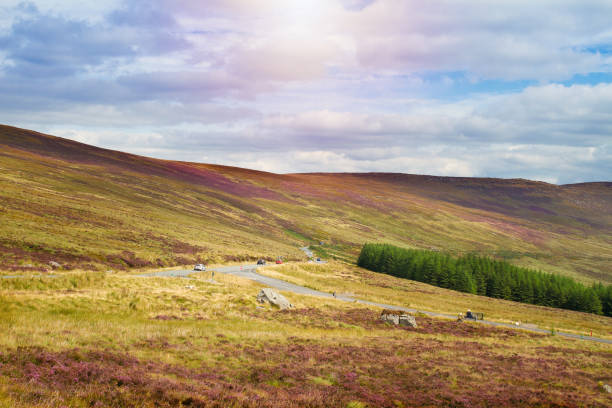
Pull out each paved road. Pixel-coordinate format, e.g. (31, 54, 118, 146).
(5, 260, 608, 343)
(300, 246, 314, 258)
(138, 264, 342, 298)
(139, 264, 612, 345)
(299, 246, 327, 264)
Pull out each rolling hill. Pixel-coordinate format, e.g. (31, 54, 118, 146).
(1, 124, 611, 283)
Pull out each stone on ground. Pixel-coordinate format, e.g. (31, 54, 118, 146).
(380, 309, 417, 328)
(256, 288, 292, 310)
(48, 261, 61, 269)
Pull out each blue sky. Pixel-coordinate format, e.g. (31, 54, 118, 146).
(1, 0, 611, 184)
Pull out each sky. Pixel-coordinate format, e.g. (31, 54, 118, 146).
(1, 0, 611, 184)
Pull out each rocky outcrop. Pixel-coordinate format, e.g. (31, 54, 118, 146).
(256, 288, 293, 310)
(48, 261, 62, 269)
(380, 309, 417, 328)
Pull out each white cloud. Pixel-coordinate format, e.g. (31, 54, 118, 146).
(256, 83, 612, 148)
(343, 0, 612, 80)
(215, 149, 477, 177)
(1, 1, 612, 184)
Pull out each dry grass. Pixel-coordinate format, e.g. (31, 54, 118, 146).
(0, 269, 611, 407)
(258, 261, 612, 339)
(1, 125, 611, 284)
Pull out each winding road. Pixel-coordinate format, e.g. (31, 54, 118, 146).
(3, 249, 609, 344)
(138, 263, 612, 345)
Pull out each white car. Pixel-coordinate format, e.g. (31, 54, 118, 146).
(193, 264, 206, 271)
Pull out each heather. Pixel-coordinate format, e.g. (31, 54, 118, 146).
(2, 125, 612, 284)
(358, 243, 612, 316)
(1, 337, 610, 408)
(0, 268, 610, 407)
(1, 124, 612, 407)
(259, 262, 612, 339)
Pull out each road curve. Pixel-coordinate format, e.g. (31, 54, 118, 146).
(6, 263, 608, 343)
(139, 264, 612, 345)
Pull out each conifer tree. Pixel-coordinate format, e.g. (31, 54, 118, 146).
(357, 243, 611, 316)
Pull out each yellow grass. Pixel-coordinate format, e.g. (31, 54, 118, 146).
(258, 261, 612, 339)
(1, 268, 611, 407)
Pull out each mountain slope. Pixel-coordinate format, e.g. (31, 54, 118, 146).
(1, 124, 611, 283)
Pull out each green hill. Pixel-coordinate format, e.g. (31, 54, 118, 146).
(1, 124, 611, 283)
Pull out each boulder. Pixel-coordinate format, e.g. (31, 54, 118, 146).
(380, 309, 417, 328)
(381, 311, 400, 325)
(399, 314, 418, 328)
(601, 383, 612, 394)
(49, 261, 62, 269)
(256, 288, 292, 310)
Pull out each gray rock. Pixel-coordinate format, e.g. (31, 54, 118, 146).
(381, 312, 401, 325)
(49, 261, 62, 269)
(399, 314, 418, 328)
(256, 288, 292, 310)
(380, 309, 417, 328)
(602, 383, 612, 393)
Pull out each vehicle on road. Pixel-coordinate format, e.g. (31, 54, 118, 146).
(257, 259, 266, 265)
(193, 263, 206, 271)
(316, 257, 321, 262)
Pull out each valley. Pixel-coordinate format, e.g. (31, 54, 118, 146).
(0, 125, 611, 407)
(1, 125, 611, 284)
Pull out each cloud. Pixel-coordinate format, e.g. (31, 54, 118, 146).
(0, 2, 191, 79)
(339, 0, 376, 12)
(227, 36, 338, 83)
(22, 82, 610, 184)
(343, 0, 612, 80)
(1, 0, 611, 184)
(259, 83, 612, 148)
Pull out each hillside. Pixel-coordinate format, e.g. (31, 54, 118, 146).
(1, 124, 611, 283)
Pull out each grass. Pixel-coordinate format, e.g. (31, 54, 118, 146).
(258, 261, 612, 340)
(0, 267, 611, 407)
(1, 124, 611, 405)
(283, 229, 314, 244)
(1, 125, 611, 285)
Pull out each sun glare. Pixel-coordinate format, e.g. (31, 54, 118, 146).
(275, 0, 334, 39)
(283, 0, 330, 21)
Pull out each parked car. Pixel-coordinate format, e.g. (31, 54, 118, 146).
(316, 257, 321, 262)
(193, 263, 206, 271)
(275, 259, 283, 264)
(257, 259, 266, 265)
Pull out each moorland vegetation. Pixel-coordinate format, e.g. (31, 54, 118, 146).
(1, 266, 611, 407)
(1, 125, 611, 407)
(1, 125, 612, 286)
